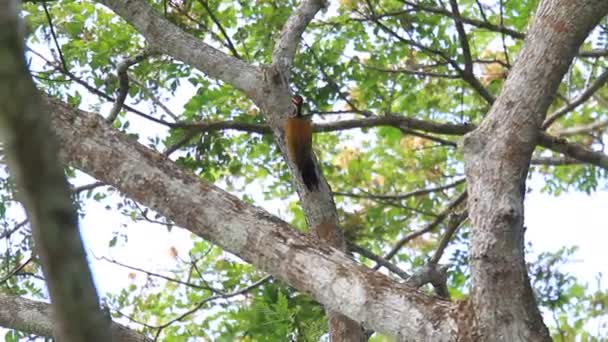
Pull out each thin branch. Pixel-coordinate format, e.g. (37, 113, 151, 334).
(0, 220, 28, 240)
(167, 0, 234, 54)
(130, 76, 179, 121)
(398, 0, 525, 39)
(474, 0, 488, 22)
(347, 243, 410, 280)
(171, 120, 269, 134)
(430, 210, 468, 265)
(499, 0, 511, 66)
(106, 51, 153, 124)
(542, 68, 608, 128)
(307, 43, 362, 112)
(0, 257, 33, 285)
(376, 191, 467, 268)
(579, 49, 608, 58)
(197, 0, 241, 59)
(98, 256, 218, 292)
(448, 0, 473, 74)
(97, 0, 261, 97)
(362, 63, 461, 79)
(29, 48, 174, 127)
(362, 8, 495, 104)
(73, 181, 106, 194)
(152, 275, 271, 339)
(42, 1, 68, 72)
(400, 127, 458, 147)
(163, 129, 201, 156)
(553, 117, 608, 136)
(530, 156, 581, 165)
(334, 178, 465, 201)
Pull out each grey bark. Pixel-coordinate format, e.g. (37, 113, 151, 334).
(95, 0, 365, 339)
(46, 97, 464, 340)
(0, 293, 151, 342)
(0, 3, 113, 342)
(462, 1, 608, 341)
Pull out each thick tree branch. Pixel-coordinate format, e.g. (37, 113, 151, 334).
(271, 0, 327, 73)
(461, 1, 608, 340)
(0, 294, 151, 342)
(95, 0, 262, 99)
(45, 97, 464, 340)
(0, 6, 111, 341)
(167, 114, 608, 171)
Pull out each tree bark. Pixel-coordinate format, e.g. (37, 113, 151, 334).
(462, 1, 608, 341)
(95, 0, 365, 338)
(0, 294, 151, 342)
(0, 3, 112, 341)
(47, 97, 464, 340)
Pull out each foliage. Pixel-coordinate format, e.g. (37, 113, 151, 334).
(0, 0, 605, 340)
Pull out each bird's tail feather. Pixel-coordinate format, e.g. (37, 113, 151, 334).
(299, 156, 320, 191)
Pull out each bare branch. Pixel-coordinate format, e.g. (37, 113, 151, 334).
(398, 0, 525, 39)
(151, 275, 271, 339)
(96, 0, 261, 98)
(162, 113, 608, 171)
(47, 97, 460, 339)
(42, 1, 67, 71)
(542, 68, 608, 128)
(531, 156, 581, 165)
(579, 48, 608, 57)
(271, 0, 327, 72)
(0, 7, 111, 341)
(347, 243, 410, 280)
(377, 192, 467, 267)
(362, 63, 461, 79)
(0, 257, 33, 285)
(334, 178, 465, 201)
(0, 293, 152, 342)
(448, 0, 473, 74)
(430, 211, 468, 265)
(107, 51, 153, 124)
(553, 117, 608, 136)
(197, 0, 241, 59)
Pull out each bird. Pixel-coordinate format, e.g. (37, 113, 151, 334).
(284, 95, 320, 191)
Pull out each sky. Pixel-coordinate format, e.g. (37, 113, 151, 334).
(8, 3, 607, 338)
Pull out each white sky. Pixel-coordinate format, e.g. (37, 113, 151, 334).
(11, 6, 607, 337)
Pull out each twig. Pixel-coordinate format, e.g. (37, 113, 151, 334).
(348, 243, 410, 280)
(0, 257, 33, 285)
(197, 0, 241, 59)
(334, 178, 465, 201)
(106, 51, 153, 124)
(542, 68, 608, 128)
(430, 210, 468, 265)
(0, 219, 28, 240)
(152, 275, 271, 340)
(448, 0, 473, 74)
(98, 256, 219, 292)
(42, 2, 68, 72)
(375, 191, 467, 269)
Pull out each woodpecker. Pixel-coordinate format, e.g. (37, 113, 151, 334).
(285, 95, 319, 191)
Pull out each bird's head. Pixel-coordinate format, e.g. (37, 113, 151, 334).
(291, 95, 304, 116)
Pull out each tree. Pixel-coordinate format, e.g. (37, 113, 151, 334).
(0, 0, 607, 340)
